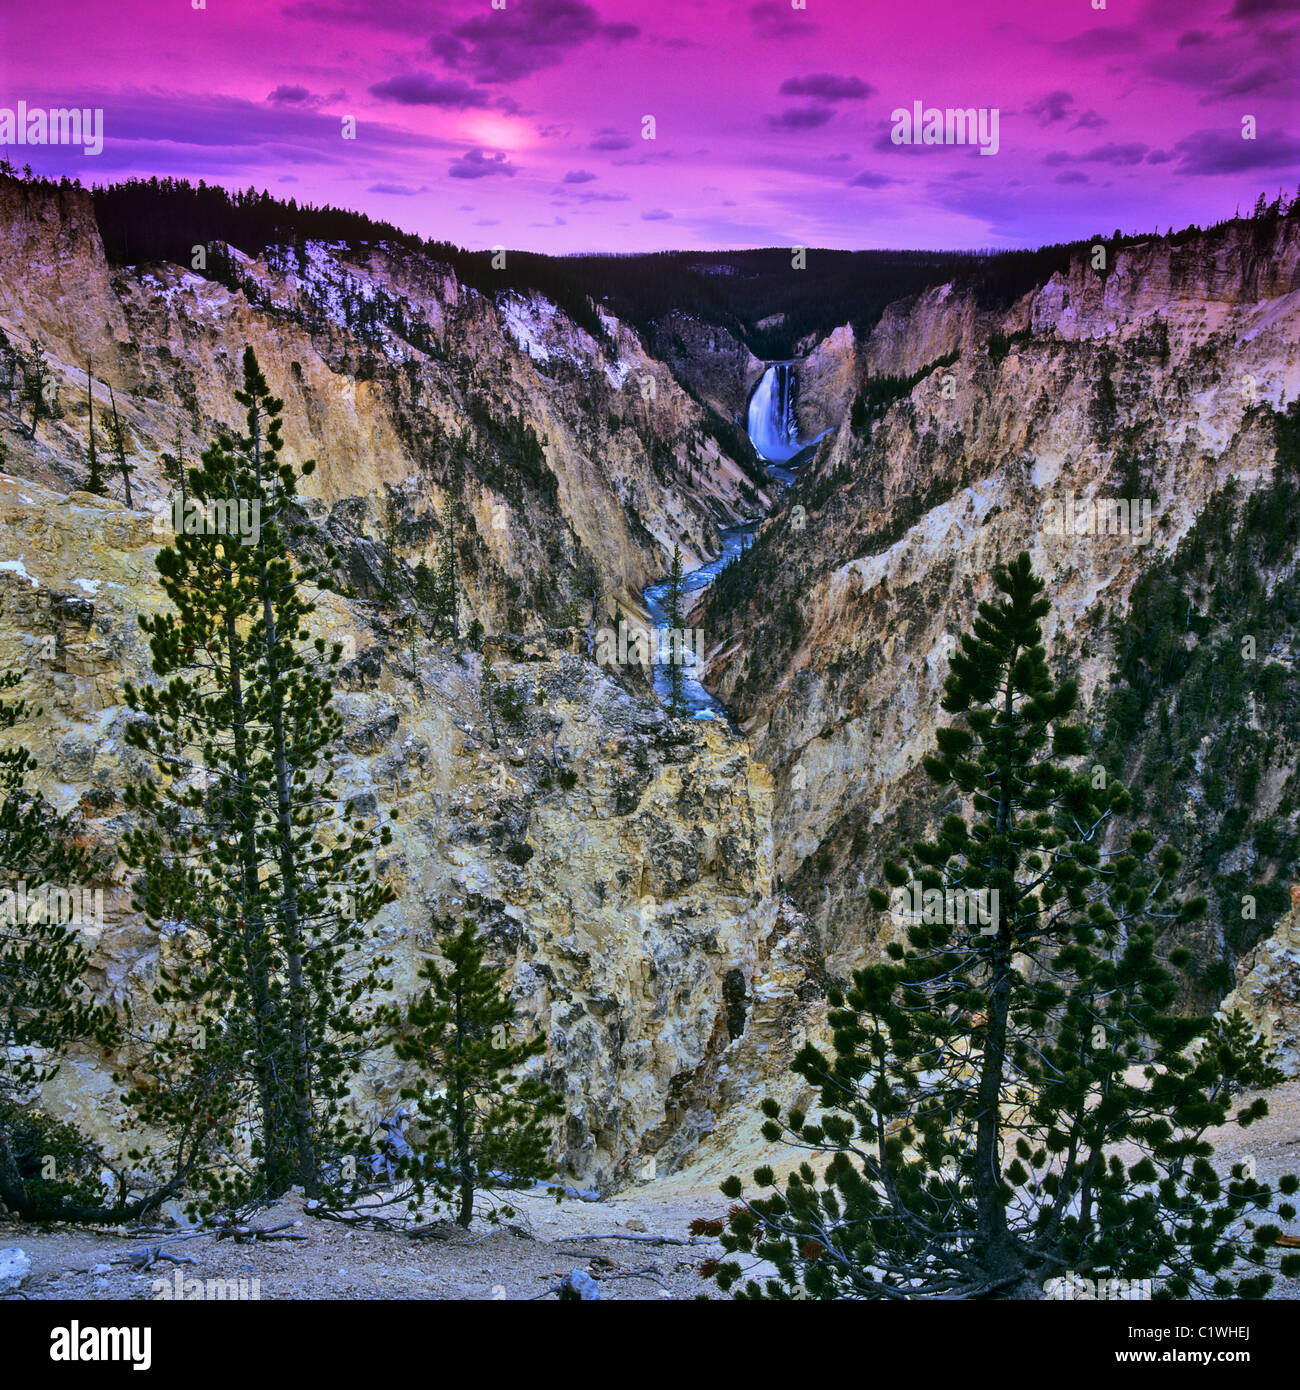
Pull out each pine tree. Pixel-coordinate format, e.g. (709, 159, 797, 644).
(106, 384, 134, 509)
(0, 621, 118, 1215)
(158, 423, 187, 514)
(664, 544, 688, 720)
(406, 612, 421, 680)
(378, 491, 405, 608)
(480, 652, 500, 749)
(432, 497, 459, 645)
(119, 346, 396, 1208)
(712, 553, 1299, 1300)
(378, 916, 562, 1228)
(413, 559, 435, 609)
(20, 338, 56, 440)
(0, 327, 16, 405)
(83, 363, 107, 496)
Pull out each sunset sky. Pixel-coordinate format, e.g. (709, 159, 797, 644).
(1, 0, 1297, 253)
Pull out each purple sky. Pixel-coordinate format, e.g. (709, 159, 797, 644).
(2, 0, 1298, 252)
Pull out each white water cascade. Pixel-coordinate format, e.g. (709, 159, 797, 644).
(746, 362, 828, 468)
(747, 362, 801, 463)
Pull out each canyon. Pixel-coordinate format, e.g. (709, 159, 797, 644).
(0, 173, 1298, 1203)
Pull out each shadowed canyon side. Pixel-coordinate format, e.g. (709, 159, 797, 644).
(704, 209, 1300, 1010)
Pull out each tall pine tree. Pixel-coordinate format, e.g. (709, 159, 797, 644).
(432, 497, 459, 645)
(712, 553, 1299, 1300)
(83, 363, 107, 496)
(479, 651, 500, 750)
(106, 384, 134, 509)
(378, 491, 405, 609)
(120, 346, 396, 1208)
(158, 422, 187, 515)
(20, 339, 56, 440)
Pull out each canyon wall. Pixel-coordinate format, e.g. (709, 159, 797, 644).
(704, 214, 1300, 997)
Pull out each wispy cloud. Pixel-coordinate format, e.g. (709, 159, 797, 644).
(848, 170, 899, 188)
(1045, 141, 1150, 167)
(747, 0, 819, 41)
(369, 75, 493, 108)
(590, 127, 634, 151)
(1025, 90, 1075, 125)
(778, 73, 873, 101)
(767, 106, 835, 130)
(1172, 126, 1300, 173)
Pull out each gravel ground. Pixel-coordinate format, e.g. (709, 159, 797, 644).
(3, 1078, 1298, 1302)
(0, 1187, 730, 1302)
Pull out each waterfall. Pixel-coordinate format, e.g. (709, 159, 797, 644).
(779, 365, 797, 449)
(747, 362, 802, 463)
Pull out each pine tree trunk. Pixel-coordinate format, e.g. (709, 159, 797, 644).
(223, 604, 289, 1191)
(972, 661, 1022, 1292)
(250, 402, 318, 1196)
(85, 363, 95, 487)
(453, 977, 472, 1228)
(457, 1175, 473, 1228)
(108, 386, 132, 508)
(0, 1130, 28, 1216)
(973, 932, 1016, 1287)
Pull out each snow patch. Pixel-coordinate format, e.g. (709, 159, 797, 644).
(604, 358, 632, 389)
(500, 294, 559, 363)
(1030, 453, 1064, 491)
(0, 558, 37, 588)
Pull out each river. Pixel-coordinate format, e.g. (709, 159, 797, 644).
(641, 523, 758, 721)
(638, 359, 812, 720)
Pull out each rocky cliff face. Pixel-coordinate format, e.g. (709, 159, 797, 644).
(704, 213, 1300, 988)
(0, 176, 793, 1188)
(0, 176, 768, 631)
(0, 471, 789, 1187)
(1220, 886, 1300, 1077)
(791, 323, 860, 438)
(655, 311, 762, 429)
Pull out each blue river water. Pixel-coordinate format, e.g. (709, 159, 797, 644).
(641, 523, 758, 721)
(637, 359, 814, 719)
